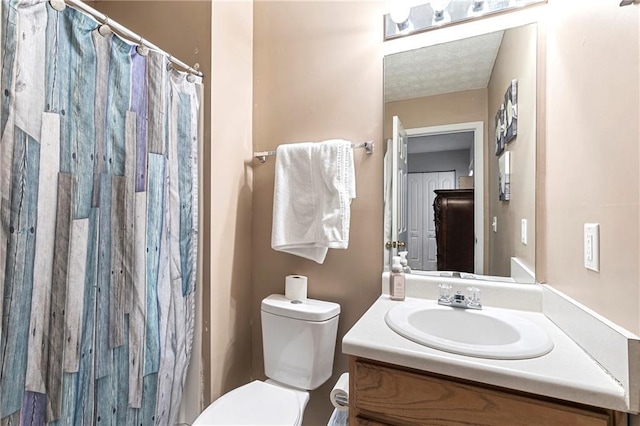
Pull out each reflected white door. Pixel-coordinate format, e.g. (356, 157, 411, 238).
(407, 171, 455, 270)
(425, 171, 454, 270)
(389, 116, 408, 268)
(407, 174, 422, 269)
(424, 173, 439, 271)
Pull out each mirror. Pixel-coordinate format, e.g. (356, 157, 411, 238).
(383, 23, 537, 282)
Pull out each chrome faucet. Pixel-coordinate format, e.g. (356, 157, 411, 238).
(438, 284, 482, 310)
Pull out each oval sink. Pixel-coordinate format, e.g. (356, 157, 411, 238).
(385, 301, 553, 359)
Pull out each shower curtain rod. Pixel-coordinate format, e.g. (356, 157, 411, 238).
(53, 0, 204, 77)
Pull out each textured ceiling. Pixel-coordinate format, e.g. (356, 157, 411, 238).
(384, 31, 504, 102)
(408, 132, 474, 154)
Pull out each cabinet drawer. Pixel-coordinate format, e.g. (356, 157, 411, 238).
(351, 358, 618, 426)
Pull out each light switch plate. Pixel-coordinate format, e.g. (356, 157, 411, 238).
(521, 219, 527, 245)
(584, 223, 600, 272)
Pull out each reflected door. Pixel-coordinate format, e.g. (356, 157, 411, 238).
(389, 116, 408, 267)
(407, 171, 454, 270)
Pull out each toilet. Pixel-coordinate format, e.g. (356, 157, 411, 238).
(194, 294, 341, 425)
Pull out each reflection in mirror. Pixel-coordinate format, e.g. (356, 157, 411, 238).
(383, 24, 537, 282)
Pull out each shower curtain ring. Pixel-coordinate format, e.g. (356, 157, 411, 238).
(98, 16, 112, 37)
(49, 0, 66, 11)
(166, 56, 174, 72)
(137, 36, 149, 56)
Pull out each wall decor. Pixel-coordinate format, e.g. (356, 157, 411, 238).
(494, 103, 505, 155)
(499, 151, 511, 201)
(504, 79, 518, 143)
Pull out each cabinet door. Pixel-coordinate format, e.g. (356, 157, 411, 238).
(351, 359, 618, 426)
(354, 417, 389, 426)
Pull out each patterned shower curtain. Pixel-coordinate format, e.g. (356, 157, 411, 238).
(0, 0, 201, 424)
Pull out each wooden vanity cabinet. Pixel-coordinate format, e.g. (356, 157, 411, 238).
(434, 189, 474, 273)
(349, 357, 624, 426)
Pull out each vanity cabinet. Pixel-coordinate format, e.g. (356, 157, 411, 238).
(434, 189, 474, 273)
(349, 357, 624, 426)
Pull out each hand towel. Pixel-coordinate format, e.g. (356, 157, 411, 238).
(271, 139, 356, 264)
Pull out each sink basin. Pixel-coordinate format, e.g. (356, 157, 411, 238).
(385, 301, 553, 359)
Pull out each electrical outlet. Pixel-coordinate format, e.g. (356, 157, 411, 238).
(521, 219, 527, 245)
(584, 223, 600, 272)
(492, 217, 497, 233)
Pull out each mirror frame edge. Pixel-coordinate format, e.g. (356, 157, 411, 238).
(535, 18, 547, 284)
(383, 7, 548, 283)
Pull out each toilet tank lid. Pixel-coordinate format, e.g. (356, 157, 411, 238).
(262, 294, 340, 322)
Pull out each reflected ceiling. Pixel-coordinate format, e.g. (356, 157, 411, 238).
(408, 132, 474, 154)
(384, 30, 504, 102)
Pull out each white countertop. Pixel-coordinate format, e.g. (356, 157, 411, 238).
(343, 295, 628, 412)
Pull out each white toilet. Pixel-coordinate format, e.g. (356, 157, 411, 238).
(193, 294, 341, 425)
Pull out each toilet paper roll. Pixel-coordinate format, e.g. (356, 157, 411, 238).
(330, 373, 349, 412)
(285, 275, 308, 301)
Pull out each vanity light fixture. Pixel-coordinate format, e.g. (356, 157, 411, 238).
(384, 0, 547, 40)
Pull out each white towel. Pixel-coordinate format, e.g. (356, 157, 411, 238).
(327, 409, 349, 426)
(271, 139, 356, 264)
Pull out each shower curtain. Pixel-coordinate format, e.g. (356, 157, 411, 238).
(0, 0, 201, 424)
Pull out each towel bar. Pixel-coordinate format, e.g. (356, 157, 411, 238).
(254, 141, 375, 164)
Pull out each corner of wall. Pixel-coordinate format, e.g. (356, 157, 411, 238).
(208, 0, 254, 408)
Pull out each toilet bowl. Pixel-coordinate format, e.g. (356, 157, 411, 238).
(193, 380, 309, 425)
(193, 294, 340, 425)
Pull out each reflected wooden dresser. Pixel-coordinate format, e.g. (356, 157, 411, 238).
(434, 189, 474, 273)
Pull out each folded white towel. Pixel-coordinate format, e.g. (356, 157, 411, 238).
(271, 139, 356, 264)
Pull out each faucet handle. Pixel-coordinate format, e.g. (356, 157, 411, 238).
(467, 287, 481, 307)
(438, 283, 452, 304)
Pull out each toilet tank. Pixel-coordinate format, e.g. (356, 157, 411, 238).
(261, 294, 340, 391)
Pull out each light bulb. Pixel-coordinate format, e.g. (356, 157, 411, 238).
(429, 0, 451, 23)
(468, 0, 487, 15)
(389, 1, 411, 25)
(429, 0, 451, 13)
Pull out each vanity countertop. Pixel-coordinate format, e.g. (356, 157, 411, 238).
(343, 295, 628, 412)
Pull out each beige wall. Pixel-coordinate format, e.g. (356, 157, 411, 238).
(384, 89, 488, 140)
(487, 24, 537, 276)
(543, 0, 640, 334)
(252, 1, 383, 424)
(207, 0, 254, 411)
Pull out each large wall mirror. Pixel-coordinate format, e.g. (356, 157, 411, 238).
(383, 23, 537, 283)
